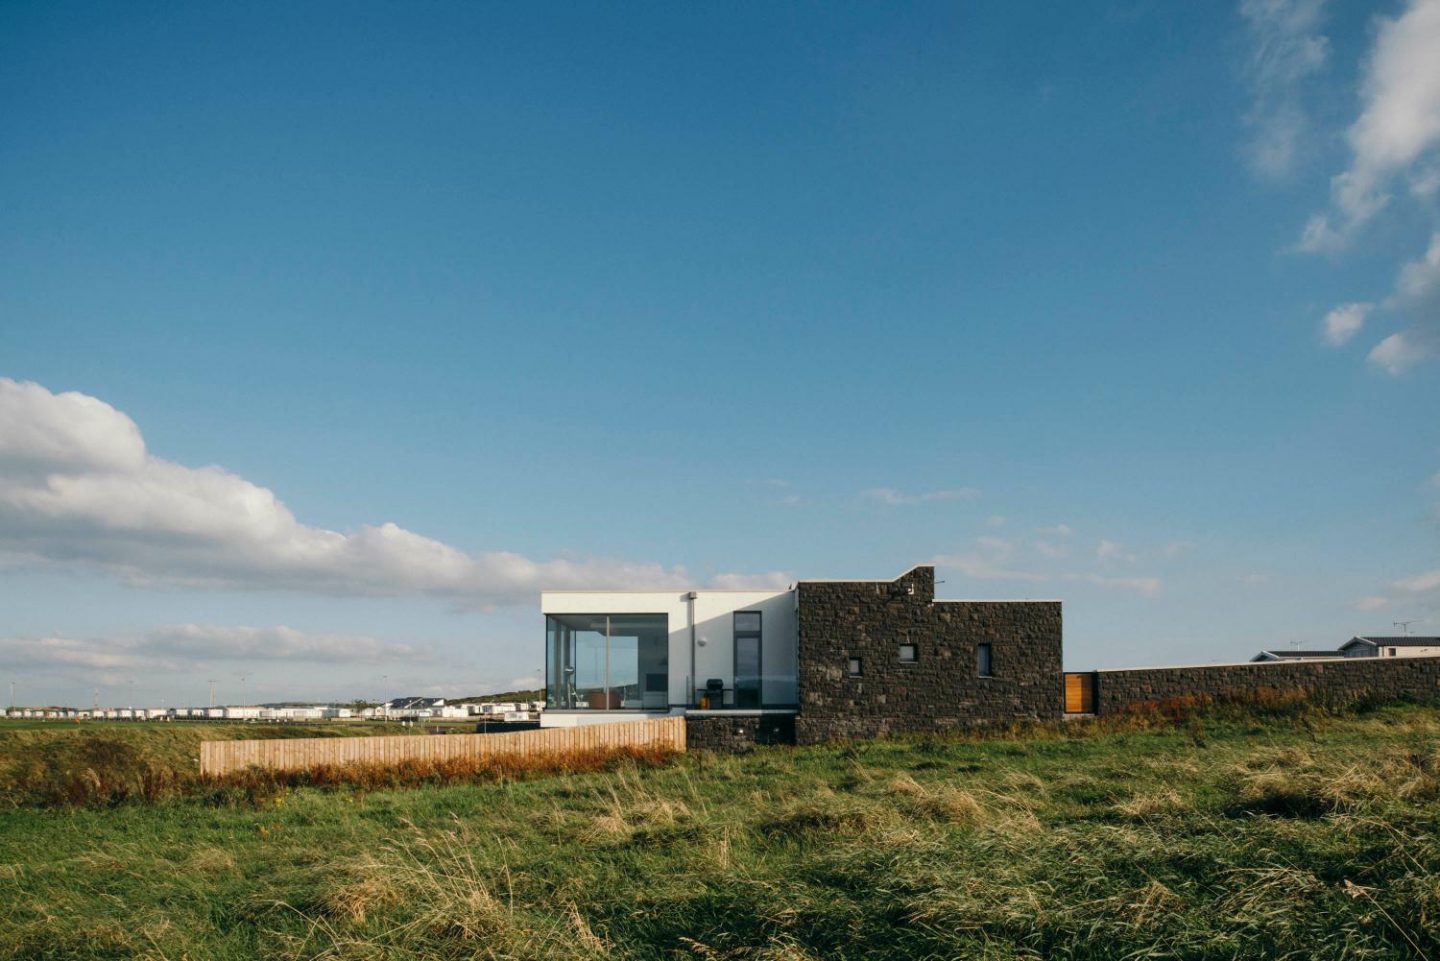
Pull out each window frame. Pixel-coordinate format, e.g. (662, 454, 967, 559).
(847, 656, 863, 677)
(897, 642, 917, 663)
(976, 642, 994, 678)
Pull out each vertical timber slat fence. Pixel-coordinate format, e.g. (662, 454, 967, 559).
(199, 716, 687, 777)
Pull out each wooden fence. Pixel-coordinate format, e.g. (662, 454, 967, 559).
(199, 716, 686, 777)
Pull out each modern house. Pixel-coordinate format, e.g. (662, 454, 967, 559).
(542, 564, 1063, 746)
(1339, 636, 1440, 658)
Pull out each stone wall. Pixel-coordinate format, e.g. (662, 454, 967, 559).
(1093, 655, 1440, 714)
(794, 566, 1063, 744)
(685, 713, 796, 752)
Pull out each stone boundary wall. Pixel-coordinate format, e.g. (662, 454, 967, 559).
(1093, 655, 1440, 715)
(685, 714, 796, 752)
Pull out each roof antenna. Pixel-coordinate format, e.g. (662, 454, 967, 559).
(1393, 620, 1416, 637)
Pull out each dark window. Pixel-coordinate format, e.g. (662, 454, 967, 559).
(898, 643, 917, 662)
(847, 657, 863, 677)
(977, 643, 993, 677)
(734, 612, 762, 708)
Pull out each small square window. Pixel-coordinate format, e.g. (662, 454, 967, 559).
(898, 643, 917, 662)
(847, 657, 863, 677)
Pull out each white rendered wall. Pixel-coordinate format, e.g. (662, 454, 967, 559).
(541, 588, 798, 709)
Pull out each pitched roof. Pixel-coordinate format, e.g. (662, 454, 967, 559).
(385, 696, 445, 709)
(1252, 650, 1342, 660)
(1346, 636, 1440, 648)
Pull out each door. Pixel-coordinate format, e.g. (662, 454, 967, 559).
(1064, 672, 1096, 714)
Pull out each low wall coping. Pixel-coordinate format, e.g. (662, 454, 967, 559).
(1087, 654, 1440, 674)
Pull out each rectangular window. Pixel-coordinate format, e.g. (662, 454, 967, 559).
(545, 614, 668, 710)
(977, 643, 993, 677)
(847, 657, 863, 677)
(1389, 648, 1397, 656)
(734, 611, 762, 708)
(898, 643, 917, 662)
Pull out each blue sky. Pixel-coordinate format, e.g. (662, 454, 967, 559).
(2, 0, 1438, 707)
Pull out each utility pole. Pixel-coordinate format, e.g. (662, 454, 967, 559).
(92, 688, 98, 712)
(8, 680, 14, 710)
(1394, 620, 1416, 637)
(208, 679, 217, 709)
(239, 674, 248, 706)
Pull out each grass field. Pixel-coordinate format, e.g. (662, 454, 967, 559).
(2, 703, 1438, 960)
(0, 721, 418, 807)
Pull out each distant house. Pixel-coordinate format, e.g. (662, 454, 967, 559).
(1250, 650, 1343, 662)
(1339, 636, 1440, 659)
(385, 697, 444, 713)
(381, 697, 445, 719)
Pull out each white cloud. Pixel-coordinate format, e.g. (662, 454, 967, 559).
(1035, 539, 1068, 559)
(1162, 540, 1194, 558)
(984, 515, 1008, 528)
(707, 570, 795, 590)
(1368, 330, 1435, 374)
(0, 379, 783, 603)
(1096, 539, 1136, 563)
(137, 624, 421, 662)
(1036, 524, 1074, 537)
(1428, 470, 1440, 488)
(0, 624, 422, 689)
(1361, 232, 1440, 374)
(1301, 0, 1440, 373)
(1298, 0, 1440, 250)
(1239, 0, 1330, 178)
(1354, 595, 1390, 610)
(1322, 302, 1372, 345)
(1063, 573, 1161, 595)
(933, 537, 1046, 583)
(1395, 569, 1440, 593)
(1243, 572, 1270, 584)
(860, 486, 981, 506)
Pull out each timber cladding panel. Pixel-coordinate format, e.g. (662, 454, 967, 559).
(1093, 656, 1440, 714)
(198, 716, 686, 777)
(794, 566, 1063, 744)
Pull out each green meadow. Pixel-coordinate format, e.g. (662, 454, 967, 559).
(2, 704, 1438, 960)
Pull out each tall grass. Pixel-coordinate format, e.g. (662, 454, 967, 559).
(1, 704, 1437, 959)
(0, 722, 413, 807)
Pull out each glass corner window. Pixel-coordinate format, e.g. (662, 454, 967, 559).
(545, 614, 668, 710)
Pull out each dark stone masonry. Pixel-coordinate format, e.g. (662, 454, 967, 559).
(1093, 655, 1440, 715)
(685, 714, 796, 752)
(793, 566, 1063, 745)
